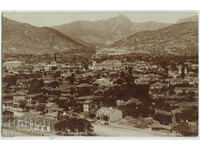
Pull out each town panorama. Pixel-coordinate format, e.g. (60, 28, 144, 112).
(2, 12, 198, 137)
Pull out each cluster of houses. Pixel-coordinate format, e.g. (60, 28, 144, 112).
(2, 52, 198, 136)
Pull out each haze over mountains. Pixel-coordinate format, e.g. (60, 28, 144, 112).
(2, 17, 94, 55)
(54, 15, 170, 47)
(2, 14, 198, 56)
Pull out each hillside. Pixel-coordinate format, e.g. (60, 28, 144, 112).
(176, 15, 198, 23)
(112, 21, 198, 56)
(54, 15, 169, 47)
(2, 17, 95, 55)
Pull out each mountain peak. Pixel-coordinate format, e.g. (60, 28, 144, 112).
(54, 15, 169, 47)
(116, 14, 129, 19)
(113, 14, 131, 22)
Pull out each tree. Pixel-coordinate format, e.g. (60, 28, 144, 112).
(29, 79, 44, 93)
(128, 66, 133, 74)
(54, 71, 61, 78)
(103, 115, 109, 121)
(187, 91, 195, 101)
(69, 73, 75, 84)
(89, 113, 96, 119)
(54, 117, 93, 135)
(19, 100, 27, 111)
(25, 106, 30, 112)
(83, 63, 89, 70)
(36, 103, 46, 114)
(4, 75, 17, 86)
(168, 85, 175, 95)
(49, 81, 59, 88)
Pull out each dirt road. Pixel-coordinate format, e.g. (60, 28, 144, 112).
(92, 123, 173, 137)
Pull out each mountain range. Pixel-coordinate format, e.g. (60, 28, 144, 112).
(112, 20, 198, 56)
(2, 17, 95, 55)
(2, 14, 198, 56)
(54, 15, 170, 47)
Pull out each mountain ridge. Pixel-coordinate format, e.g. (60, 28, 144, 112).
(54, 15, 170, 47)
(112, 21, 198, 56)
(176, 15, 198, 24)
(2, 17, 95, 55)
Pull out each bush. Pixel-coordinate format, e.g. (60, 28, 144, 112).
(103, 115, 109, 121)
(89, 113, 96, 119)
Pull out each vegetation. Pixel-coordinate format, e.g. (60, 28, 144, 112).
(54, 117, 93, 135)
(36, 103, 46, 114)
(19, 100, 27, 111)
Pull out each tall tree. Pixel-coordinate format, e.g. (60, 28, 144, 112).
(36, 103, 46, 114)
(19, 100, 27, 111)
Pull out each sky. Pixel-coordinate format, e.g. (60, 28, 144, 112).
(3, 11, 197, 27)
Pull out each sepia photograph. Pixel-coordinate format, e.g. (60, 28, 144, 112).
(1, 11, 198, 137)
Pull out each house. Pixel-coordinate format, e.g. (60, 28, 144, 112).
(134, 62, 149, 72)
(191, 64, 198, 70)
(76, 96, 95, 112)
(168, 70, 179, 78)
(32, 63, 46, 72)
(174, 87, 198, 96)
(14, 113, 57, 134)
(82, 100, 93, 112)
(44, 61, 57, 72)
(177, 64, 188, 75)
(61, 71, 72, 78)
(2, 100, 13, 111)
(74, 83, 94, 97)
(27, 93, 43, 103)
(150, 82, 167, 90)
(185, 76, 198, 87)
(12, 111, 25, 119)
(8, 85, 18, 93)
(46, 103, 62, 114)
(134, 77, 150, 85)
(164, 100, 180, 111)
(149, 82, 168, 95)
(95, 78, 113, 87)
(2, 110, 14, 121)
(65, 63, 82, 72)
(89, 60, 124, 71)
(96, 107, 123, 123)
(3, 61, 24, 71)
(12, 95, 26, 111)
(165, 78, 187, 86)
(82, 102, 91, 112)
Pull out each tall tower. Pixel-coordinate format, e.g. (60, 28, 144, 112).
(181, 63, 185, 79)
